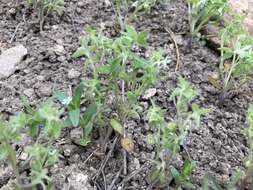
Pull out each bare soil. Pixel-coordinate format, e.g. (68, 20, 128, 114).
(0, 0, 252, 189)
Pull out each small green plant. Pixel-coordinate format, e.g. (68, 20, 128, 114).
(147, 77, 208, 189)
(187, 0, 228, 38)
(72, 26, 167, 147)
(54, 85, 98, 146)
(0, 99, 63, 189)
(27, 0, 64, 31)
(217, 15, 253, 101)
(113, 0, 160, 30)
(25, 144, 60, 189)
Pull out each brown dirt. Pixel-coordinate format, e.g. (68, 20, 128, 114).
(0, 0, 252, 189)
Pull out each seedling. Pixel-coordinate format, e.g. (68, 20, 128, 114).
(54, 85, 98, 146)
(27, 0, 64, 31)
(25, 144, 60, 189)
(0, 99, 63, 189)
(113, 0, 160, 30)
(217, 15, 253, 101)
(187, 0, 228, 39)
(147, 77, 208, 188)
(73, 26, 167, 147)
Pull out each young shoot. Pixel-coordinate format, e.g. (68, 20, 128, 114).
(0, 99, 63, 189)
(27, 0, 64, 31)
(187, 0, 228, 39)
(218, 15, 253, 101)
(147, 77, 208, 188)
(72, 26, 167, 147)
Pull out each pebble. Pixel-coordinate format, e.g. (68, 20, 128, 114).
(68, 69, 81, 79)
(0, 45, 27, 79)
(38, 85, 52, 97)
(23, 88, 34, 98)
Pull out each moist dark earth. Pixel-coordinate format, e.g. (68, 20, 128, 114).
(0, 0, 252, 189)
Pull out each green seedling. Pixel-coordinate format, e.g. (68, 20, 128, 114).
(26, 144, 60, 190)
(27, 0, 64, 31)
(113, 0, 160, 30)
(0, 115, 25, 189)
(147, 77, 208, 189)
(54, 82, 98, 146)
(217, 15, 253, 101)
(73, 26, 167, 147)
(187, 0, 228, 39)
(0, 99, 63, 189)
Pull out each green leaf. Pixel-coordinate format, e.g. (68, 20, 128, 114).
(80, 103, 97, 128)
(63, 118, 73, 128)
(72, 47, 87, 58)
(170, 166, 181, 182)
(110, 119, 124, 135)
(69, 109, 80, 127)
(126, 25, 138, 41)
(98, 65, 111, 74)
(69, 83, 84, 110)
(182, 160, 195, 177)
(202, 174, 223, 190)
(137, 32, 147, 46)
(54, 91, 72, 106)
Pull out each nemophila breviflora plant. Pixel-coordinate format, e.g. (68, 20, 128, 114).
(187, 0, 228, 39)
(0, 99, 63, 189)
(147, 77, 208, 189)
(217, 15, 253, 101)
(71, 26, 168, 147)
(27, 0, 64, 31)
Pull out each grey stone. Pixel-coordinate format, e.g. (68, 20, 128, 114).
(0, 45, 27, 79)
(68, 69, 81, 79)
(23, 88, 34, 98)
(38, 85, 52, 97)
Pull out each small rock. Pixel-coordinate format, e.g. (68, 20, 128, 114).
(54, 44, 65, 55)
(52, 25, 59, 30)
(142, 88, 157, 100)
(68, 69, 81, 79)
(8, 8, 16, 15)
(174, 34, 184, 46)
(65, 172, 93, 190)
(19, 152, 28, 161)
(70, 128, 82, 144)
(23, 88, 34, 98)
(0, 45, 27, 79)
(36, 75, 45, 81)
(133, 158, 141, 169)
(77, 1, 85, 7)
(38, 85, 52, 97)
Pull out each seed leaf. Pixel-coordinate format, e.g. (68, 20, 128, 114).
(110, 119, 124, 135)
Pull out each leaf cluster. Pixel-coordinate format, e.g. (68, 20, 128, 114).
(27, 0, 64, 31)
(147, 77, 208, 189)
(187, 0, 228, 38)
(218, 15, 253, 97)
(71, 26, 167, 145)
(0, 99, 63, 189)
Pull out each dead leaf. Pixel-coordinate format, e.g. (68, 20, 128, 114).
(121, 137, 134, 152)
(208, 74, 222, 90)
